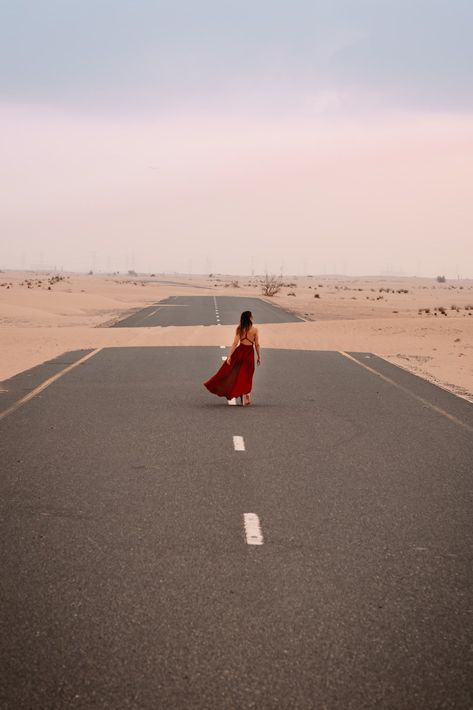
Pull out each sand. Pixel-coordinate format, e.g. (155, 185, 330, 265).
(1, 271, 472, 402)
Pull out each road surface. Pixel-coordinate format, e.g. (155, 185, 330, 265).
(1, 301, 472, 709)
(112, 295, 304, 327)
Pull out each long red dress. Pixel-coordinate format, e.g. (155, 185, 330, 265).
(204, 343, 255, 400)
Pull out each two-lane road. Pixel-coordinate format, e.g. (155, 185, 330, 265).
(1, 337, 472, 708)
(112, 295, 304, 327)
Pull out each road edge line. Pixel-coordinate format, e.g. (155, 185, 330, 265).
(0, 348, 103, 422)
(373, 353, 473, 405)
(339, 351, 473, 435)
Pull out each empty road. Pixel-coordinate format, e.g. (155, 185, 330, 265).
(112, 295, 304, 327)
(1, 299, 472, 709)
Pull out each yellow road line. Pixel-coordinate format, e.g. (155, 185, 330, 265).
(0, 348, 102, 422)
(339, 351, 473, 436)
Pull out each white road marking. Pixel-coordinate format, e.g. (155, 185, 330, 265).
(0, 349, 103, 422)
(243, 513, 263, 545)
(228, 398, 237, 405)
(221, 356, 227, 361)
(143, 308, 160, 319)
(339, 351, 473, 435)
(233, 435, 245, 451)
(220, 346, 226, 349)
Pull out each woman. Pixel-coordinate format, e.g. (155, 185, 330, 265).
(203, 310, 261, 406)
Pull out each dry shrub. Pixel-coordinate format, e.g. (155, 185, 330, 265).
(261, 273, 283, 296)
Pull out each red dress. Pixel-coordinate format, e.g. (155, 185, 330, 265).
(204, 342, 255, 400)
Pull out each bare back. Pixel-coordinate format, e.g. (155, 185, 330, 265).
(238, 325, 258, 345)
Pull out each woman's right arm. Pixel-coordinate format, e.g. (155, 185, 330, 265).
(255, 328, 261, 365)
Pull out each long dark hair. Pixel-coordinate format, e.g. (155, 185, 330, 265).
(237, 310, 253, 337)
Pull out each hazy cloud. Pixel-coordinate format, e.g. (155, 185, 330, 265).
(1, 2, 472, 276)
(1, 1, 472, 111)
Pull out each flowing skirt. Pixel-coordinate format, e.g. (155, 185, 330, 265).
(203, 344, 255, 400)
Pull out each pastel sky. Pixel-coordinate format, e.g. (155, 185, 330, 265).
(1, 1, 472, 276)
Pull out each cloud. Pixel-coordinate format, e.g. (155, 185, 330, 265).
(1, 1, 472, 111)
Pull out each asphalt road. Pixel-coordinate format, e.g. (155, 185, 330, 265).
(1, 344, 472, 709)
(112, 295, 303, 327)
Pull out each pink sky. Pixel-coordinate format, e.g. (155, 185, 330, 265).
(2, 102, 472, 276)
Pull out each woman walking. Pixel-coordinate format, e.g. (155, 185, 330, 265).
(203, 311, 261, 405)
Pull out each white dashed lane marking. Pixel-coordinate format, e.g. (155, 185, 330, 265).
(243, 514, 264, 545)
(233, 435, 245, 451)
(221, 356, 227, 361)
(228, 398, 237, 405)
(213, 296, 221, 323)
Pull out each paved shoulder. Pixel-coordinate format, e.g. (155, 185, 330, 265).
(0, 350, 95, 415)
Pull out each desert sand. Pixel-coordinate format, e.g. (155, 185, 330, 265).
(1, 271, 472, 401)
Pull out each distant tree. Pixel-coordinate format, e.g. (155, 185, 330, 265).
(128, 269, 137, 276)
(261, 273, 283, 296)
(436, 275, 447, 283)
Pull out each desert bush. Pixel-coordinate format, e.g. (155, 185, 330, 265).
(314, 293, 320, 298)
(49, 275, 65, 284)
(436, 275, 446, 283)
(287, 291, 296, 296)
(261, 273, 283, 297)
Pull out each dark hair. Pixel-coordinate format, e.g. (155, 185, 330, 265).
(238, 310, 252, 337)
